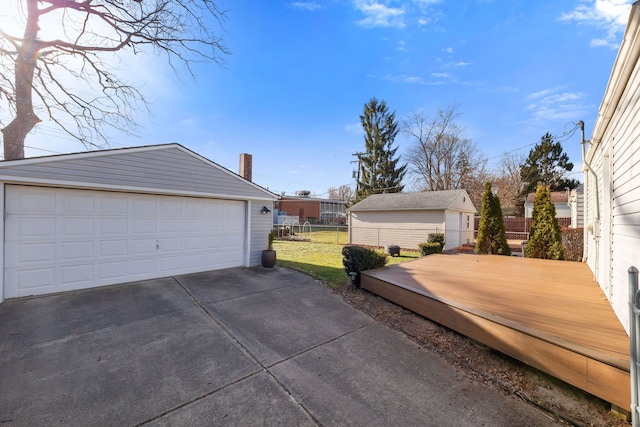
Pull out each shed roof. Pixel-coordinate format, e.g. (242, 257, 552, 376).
(348, 190, 472, 212)
(0, 143, 277, 201)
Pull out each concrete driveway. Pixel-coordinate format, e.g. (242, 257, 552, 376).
(0, 267, 557, 426)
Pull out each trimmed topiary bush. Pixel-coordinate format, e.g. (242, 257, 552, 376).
(342, 246, 388, 286)
(475, 182, 511, 256)
(418, 242, 443, 256)
(525, 183, 564, 260)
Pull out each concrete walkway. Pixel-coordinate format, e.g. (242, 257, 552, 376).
(0, 267, 557, 426)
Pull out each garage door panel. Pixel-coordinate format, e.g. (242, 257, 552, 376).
(15, 267, 55, 291)
(62, 193, 94, 212)
(100, 218, 128, 234)
(100, 195, 128, 213)
(132, 218, 156, 234)
(61, 241, 94, 259)
(62, 217, 94, 235)
(132, 238, 157, 255)
(7, 217, 56, 239)
(4, 186, 246, 299)
(132, 258, 156, 275)
(7, 188, 56, 213)
(100, 240, 128, 257)
(17, 242, 55, 264)
(99, 261, 127, 280)
(160, 218, 182, 232)
(133, 198, 157, 215)
(61, 264, 93, 285)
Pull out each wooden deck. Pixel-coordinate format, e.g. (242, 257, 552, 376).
(361, 253, 630, 409)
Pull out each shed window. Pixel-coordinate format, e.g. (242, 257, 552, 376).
(466, 215, 470, 229)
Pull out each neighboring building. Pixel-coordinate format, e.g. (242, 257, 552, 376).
(0, 144, 277, 303)
(275, 191, 348, 224)
(524, 190, 571, 219)
(568, 184, 584, 229)
(583, 1, 640, 334)
(348, 190, 476, 251)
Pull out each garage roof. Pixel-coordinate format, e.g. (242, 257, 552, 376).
(0, 144, 277, 201)
(348, 190, 473, 212)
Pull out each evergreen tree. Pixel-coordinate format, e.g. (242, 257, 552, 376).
(356, 98, 407, 201)
(475, 182, 511, 255)
(518, 132, 579, 211)
(525, 183, 564, 260)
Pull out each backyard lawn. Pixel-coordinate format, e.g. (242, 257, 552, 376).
(273, 239, 420, 288)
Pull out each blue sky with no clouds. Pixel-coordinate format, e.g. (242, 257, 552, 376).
(2, 0, 635, 196)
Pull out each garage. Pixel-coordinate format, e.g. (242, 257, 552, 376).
(0, 144, 277, 302)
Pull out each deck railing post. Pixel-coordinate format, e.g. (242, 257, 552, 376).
(629, 266, 639, 427)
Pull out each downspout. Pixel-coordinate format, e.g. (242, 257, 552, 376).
(578, 121, 599, 275)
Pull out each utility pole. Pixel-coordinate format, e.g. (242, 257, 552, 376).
(351, 152, 366, 196)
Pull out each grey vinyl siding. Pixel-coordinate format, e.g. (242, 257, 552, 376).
(249, 201, 274, 266)
(0, 145, 274, 201)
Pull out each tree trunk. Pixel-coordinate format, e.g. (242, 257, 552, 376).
(2, 0, 41, 161)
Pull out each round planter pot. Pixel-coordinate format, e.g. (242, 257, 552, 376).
(261, 250, 276, 268)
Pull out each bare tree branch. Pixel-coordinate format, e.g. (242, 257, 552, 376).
(0, 0, 229, 159)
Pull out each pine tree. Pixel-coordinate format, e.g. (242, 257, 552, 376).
(356, 98, 407, 202)
(517, 132, 579, 212)
(475, 182, 511, 255)
(525, 183, 564, 260)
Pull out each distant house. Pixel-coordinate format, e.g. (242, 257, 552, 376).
(275, 191, 347, 225)
(348, 190, 476, 251)
(583, 2, 640, 334)
(523, 190, 571, 219)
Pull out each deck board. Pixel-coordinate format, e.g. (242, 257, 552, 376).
(361, 253, 630, 409)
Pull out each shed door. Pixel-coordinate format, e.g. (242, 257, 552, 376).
(4, 185, 245, 298)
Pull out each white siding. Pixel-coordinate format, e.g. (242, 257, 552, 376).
(585, 9, 640, 332)
(350, 211, 445, 249)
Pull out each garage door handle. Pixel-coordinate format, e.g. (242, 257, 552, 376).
(156, 240, 160, 250)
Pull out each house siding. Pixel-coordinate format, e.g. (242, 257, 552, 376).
(585, 4, 640, 333)
(249, 201, 274, 266)
(350, 211, 445, 249)
(0, 145, 274, 201)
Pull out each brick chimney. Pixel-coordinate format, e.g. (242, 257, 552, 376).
(239, 153, 252, 181)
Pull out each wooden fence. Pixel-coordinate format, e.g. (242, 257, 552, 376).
(474, 217, 572, 240)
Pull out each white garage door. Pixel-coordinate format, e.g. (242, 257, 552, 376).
(4, 185, 246, 298)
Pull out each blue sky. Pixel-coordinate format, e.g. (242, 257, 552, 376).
(3, 0, 635, 197)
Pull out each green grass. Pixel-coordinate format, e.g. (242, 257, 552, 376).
(273, 240, 420, 288)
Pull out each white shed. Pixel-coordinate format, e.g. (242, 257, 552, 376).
(348, 190, 476, 251)
(0, 144, 277, 303)
(584, 1, 640, 334)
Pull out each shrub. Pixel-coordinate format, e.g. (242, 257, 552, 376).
(418, 242, 443, 256)
(525, 183, 564, 260)
(475, 182, 511, 256)
(562, 228, 583, 262)
(427, 233, 445, 247)
(342, 246, 388, 286)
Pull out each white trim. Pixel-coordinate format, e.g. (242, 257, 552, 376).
(245, 200, 252, 267)
(0, 177, 277, 202)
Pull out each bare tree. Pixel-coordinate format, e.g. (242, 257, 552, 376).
(0, 0, 228, 160)
(403, 105, 487, 195)
(327, 184, 354, 202)
(491, 151, 524, 215)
